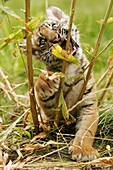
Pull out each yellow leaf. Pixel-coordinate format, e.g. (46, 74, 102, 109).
(107, 17, 113, 23)
(96, 17, 113, 24)
(52, 44, 82, 70)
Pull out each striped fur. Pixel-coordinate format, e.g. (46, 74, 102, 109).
(22, 6, 99, 161)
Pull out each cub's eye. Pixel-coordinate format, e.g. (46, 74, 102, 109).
(52, 23, 59, 30)
(39, 38, 46, 47)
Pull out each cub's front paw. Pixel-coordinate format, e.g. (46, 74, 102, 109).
(35, 70, 60, 100)
(69, 144, 99, 161)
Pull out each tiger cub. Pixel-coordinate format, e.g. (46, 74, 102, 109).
(20, 6, 99, 161)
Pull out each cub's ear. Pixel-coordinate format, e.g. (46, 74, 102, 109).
(46, 6, 69, 21)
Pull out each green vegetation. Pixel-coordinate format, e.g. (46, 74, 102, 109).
(0, 0, 113, 167)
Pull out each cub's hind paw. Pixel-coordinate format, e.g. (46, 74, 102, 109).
(69, 145, 99, 161)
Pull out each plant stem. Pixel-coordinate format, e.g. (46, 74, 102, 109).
(25, 0, 39, 134)
(61, 0, 76, 89)
(96, 65, 113, 87)
(54, 0, 76, 126)
(98, 69, 113, 106)
(77, 0, 113, 102)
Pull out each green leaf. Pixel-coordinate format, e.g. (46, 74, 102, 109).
(0, 16, 42, 50)
(58, 89, 63, 107)
(0, 30, 23, 49)
(28, 16, 42, 31)
(52, 45, 83, 70)
(25, 130, 32, 139)
(52, 108, 61, 111)
(58, 89, 69, 120)
(0, 5, 32, 34)
(55, 72, 66, 78)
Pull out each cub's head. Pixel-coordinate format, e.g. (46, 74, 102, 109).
(20, 6, 81, 71)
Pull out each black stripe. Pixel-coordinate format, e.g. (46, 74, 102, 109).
(40, 94, 55, 102)
(65, 82, 71, 87)
(84, 129, 93, 136)
(65, 78, 83, 87)
(84, 85, 94, 95)
(41, 88, 45, 93)
(82, 63, 87, 70)
(46, 81, 51, 88)
(81, 103, 94, 109)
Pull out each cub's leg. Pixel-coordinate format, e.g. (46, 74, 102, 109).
(35, 71, 60, 120)
(69, 83, 99, 161)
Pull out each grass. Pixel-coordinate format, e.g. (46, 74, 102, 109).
(0, 0, 113, 168)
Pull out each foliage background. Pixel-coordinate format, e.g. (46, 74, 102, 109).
(0, 0, 113, 158)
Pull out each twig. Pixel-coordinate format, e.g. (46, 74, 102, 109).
(24, 157, 113, 168)
(57, 133, 62, 162)
(54, 0, 76, 126)
(28, 145, 68, 164)
(57, 133, 113, 141)
(54, 122, 69, 147)
(98, 69, 113, 106)
(0, 81, 11, 100)
(96, 65, 113, 87)
(0, 67, 27, 106)
(25, 0, 39, 134)
(77, 0, 113, 102)
(68, 87, 113, 113)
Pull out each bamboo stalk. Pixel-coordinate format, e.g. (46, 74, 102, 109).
(54, 0, 76, 126)
(98, 69, 113, 106)
(25, 0, 39, 134)
(77, 0, 113, 102)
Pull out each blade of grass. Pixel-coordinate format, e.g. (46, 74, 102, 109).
(54, 0, 76, 126)
(25, 0, 39, 134)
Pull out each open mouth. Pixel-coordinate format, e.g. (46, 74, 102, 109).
(61, 37, 79, 56)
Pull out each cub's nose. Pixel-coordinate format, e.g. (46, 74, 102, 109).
(53, 34, 60, 42)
